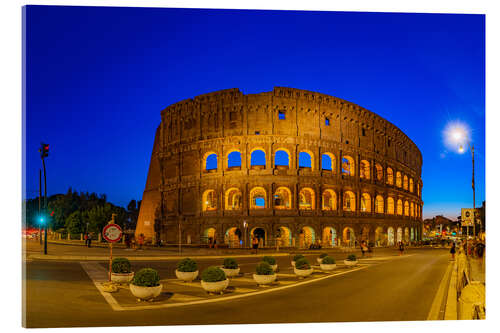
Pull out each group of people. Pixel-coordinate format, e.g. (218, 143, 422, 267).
(124, 233, 145, 250)
(449, 238, 485, 260)
(360, 240, 373, 257)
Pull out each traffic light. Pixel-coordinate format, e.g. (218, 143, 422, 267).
(39, 216, 45, 224)
(39, 143, 49, 158)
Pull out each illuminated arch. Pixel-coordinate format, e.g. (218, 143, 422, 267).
(375, 227, 386, 246)
(278, 226, 292, 247)
(387, 227, 395, 246)
(322, 227, 337, 247)
(409, 178, 414, 193)
(225, 227, 242, 248)
(225, 188, 242, 210)
(342, 227, 356, 247)
(204, 152, 218, 171)
(226, 150, 242, 169)
(396, 171, 402, 187)
(375, 195, 384, 213)
(387, 197, 395, 214)
(203, 227, 216, 244)
(274, 148, 290, 168)
(321, 153, 335, 172)
(249, 187, 267, 209)
(274, 187, 292, 209)
(403, 175, 408, 190)
(299, 150, 314, 170)
(375, 163, 383, 181)
(386, 167, 394, 185)
(342, 156, 355, 176)
(404, 200, 409, 216)
(343, 191, 356, 212)
(360, 160, 370, 179)
(410, 202, 415, 217)
(322, 189, 337, 211)
(404, 227, 410, 242)
(202, 189, 217, 211)
(397, 199, 403, 215)
(361, 193, 371, 213)
(299, 226, 316, 248)
(299, 187, 315, 210)
(397, 227, 403, 243)
(250, 148, 266, 167)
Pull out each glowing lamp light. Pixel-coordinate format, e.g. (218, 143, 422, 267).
(443, 121, 470, 152)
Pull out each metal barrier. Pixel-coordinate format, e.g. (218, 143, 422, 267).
(454, 252, 485, 320)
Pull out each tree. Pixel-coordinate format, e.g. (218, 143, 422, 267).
(66, 211, 84, 235)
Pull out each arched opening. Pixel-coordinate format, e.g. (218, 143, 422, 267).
(404, 227, 410, 243)
(375, 227, 386, 246)
(299, 226, 316, 248)
(225, 227, 242, 248)
(299, 151, 313, 170)
(227, 151, 242, 169)
(278, 226, 292, 247)
(249, 187, 266, 209)
(375, 195, 384, 213)
(403, 175, 408, 190)
(387, 227, 395, 246)
(404, 201, 409, 216)
(396, 227, 403, 243)
(397, 199, 403, 215)
(342, 227, 356, 247)
(410, 202, 415, 217)
(375, 163, 383, 181)
(361, 193, 371, 212)
(225, 188, 242, 210)
(322, 227, 337, 247)
(360, 160, 370, 179)
(410, 227, 415, 241)
(299, 187, 315, 210)
(361, 226, 370, 242)
(203, 227, 216, 244)
(274, 187, 292, 209)
(342, 156, 355, 175)
(409, 178, 414, 192)
(387, 197, 395, 214)
(274, 149, 289, 168)
(321, 153, 335, 171)
(251, 227, 266, 247)
(322, 189, 337, 211)
(343, 191, 356, 212)
(250, 149, 266, 168)
(386, 167, 394, 185)
(205, 153, 218, 171)
(202, 190, 217, 211)
(396, 172, 402, 187)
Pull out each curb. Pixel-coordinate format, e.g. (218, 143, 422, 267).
(444, 261, 458, 320)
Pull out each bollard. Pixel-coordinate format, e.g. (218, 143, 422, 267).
(67, 233, 70, 241)
(98, 233, 102, 242)
(80, 233, 83, 241)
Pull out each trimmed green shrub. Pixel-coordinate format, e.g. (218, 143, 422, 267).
(255, 262, 274, 275)
(111, 258, 131, 274)
(294, 258, 310, 270)
(262, 256, 276, 265)
(322, 256, 336, 264)
(131, 268, 160, 287)
(347, 254, 357, 261)
(201, 266, 226, 282)
(319, 253, 328, 258)
(293, 254, 305, 262)
(177, 258, 197, 272)
(223, 258, 238, 269)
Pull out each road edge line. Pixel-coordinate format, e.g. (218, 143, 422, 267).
(79, 262, 125, 311)
(427, 260, 453, 320)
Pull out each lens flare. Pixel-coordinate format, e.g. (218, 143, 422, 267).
(443, 121, 470, 152)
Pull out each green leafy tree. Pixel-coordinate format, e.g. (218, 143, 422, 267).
(66, 210, 84, 235)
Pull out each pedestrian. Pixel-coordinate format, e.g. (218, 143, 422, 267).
(398, 241, 404, 256)
(84, 233, 88, 247)
(252, 236, 259, 254)
(213, 236, 218, 249)
(360, 241, 366, 257)
(208, 237, 213, 249)
(450, 242, 456, 260)
(125, 234, 131, 248)
(138, 233, 144, 250)
(87, 233, 92, 248)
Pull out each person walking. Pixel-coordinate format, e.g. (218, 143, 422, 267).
(137, 233, 144, 250)
(450, 242, 456, 260)
(252, 236, 259, 254)
(360, 241, 366, 257)
(398, 241, 404, 256)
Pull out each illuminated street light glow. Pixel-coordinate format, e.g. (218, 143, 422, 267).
(443, 121, 470, 152)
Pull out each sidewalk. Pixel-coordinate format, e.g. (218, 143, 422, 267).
(469, 257, 485, 284)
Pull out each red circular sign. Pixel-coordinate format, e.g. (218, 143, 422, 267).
(102, 223, 122, 243)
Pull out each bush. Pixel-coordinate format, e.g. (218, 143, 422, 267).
(294, 258, 310, 270)
(111, 258, 131, 273)
(177, 258, 197, 272)
(262, 256, 276, 265)
(131, 268, 160, 287)
(319, 253, 328, 258)
(255, 262, 274, 275)
(293, 254, 305, 262)
(223, 258, 238, 269)
(347, 254, 357, 261)
(322, 256, 336, 264)
(201, 266, 226, 282)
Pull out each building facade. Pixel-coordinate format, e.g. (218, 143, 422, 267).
(135, 87, 424, 248)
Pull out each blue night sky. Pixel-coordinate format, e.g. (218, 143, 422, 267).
(24, 6, 485, 219)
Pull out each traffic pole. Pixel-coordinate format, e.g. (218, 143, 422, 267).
(109, 242, 113, 282)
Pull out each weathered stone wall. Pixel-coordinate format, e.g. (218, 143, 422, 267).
(136, 87, 424, 246)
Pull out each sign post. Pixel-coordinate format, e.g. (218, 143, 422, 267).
(102, 214, 122, 281)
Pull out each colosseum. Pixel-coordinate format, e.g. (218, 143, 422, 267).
(135, 87, 423, 249)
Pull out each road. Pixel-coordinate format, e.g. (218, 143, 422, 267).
(23, 247, 450, 328)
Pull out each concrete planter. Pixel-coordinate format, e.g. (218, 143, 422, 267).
(344, 260, 358, 266)
(129, 283, 162, 300)
(294, 267, 314, 277)
(201, 279, 229, 294)
(111, 272, 134, 283)
(175, 270, 199, 282)
(221, 267, 240, 277)
(320, 264, 337, 271)
(253, 273, 277, 286)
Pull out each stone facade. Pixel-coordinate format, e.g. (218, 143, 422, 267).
(135, 87, 424, 248)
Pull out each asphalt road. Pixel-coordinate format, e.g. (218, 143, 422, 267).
(24, 247, 449, 328)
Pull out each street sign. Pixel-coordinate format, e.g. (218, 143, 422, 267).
(102, 223, 122, 243)
(461, 208, 475, 227)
